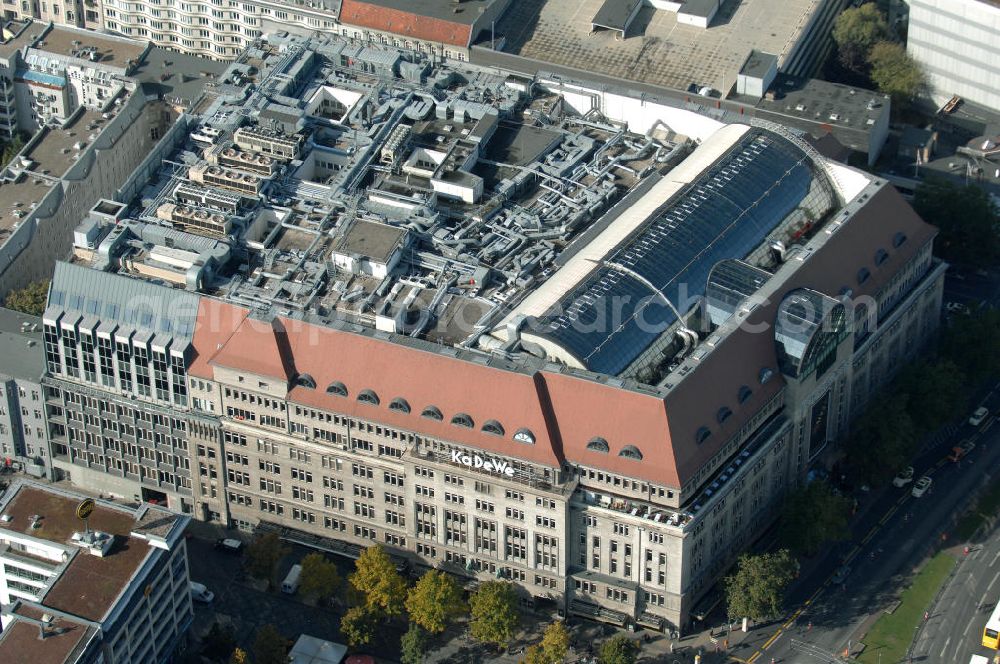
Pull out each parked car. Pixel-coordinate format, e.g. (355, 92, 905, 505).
(832, 565, 851, 585)
(215, 537, 243, 555)
(912, 476, 933, 498)
(281, 564, 302, 594)
(189, 581, 214, 603)
(949, 440, 976, 462)
(970, 407, 990, 427)
(946, 301, 969, 314)
(892, 466, 914, 488)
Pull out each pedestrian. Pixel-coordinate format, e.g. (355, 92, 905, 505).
(807, 621, 812, 631)
(924, 611, 929, 621)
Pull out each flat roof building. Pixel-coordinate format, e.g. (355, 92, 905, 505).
(0, 482, 192, 663)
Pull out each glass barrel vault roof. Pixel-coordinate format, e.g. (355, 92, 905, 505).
(532, 129, 830, 375)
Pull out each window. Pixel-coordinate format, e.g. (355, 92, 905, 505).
(586, 437, 609, 453)
(358, 389, 380, 406)
(482, 420, 504, 436)
(738, 385, 752, 404)
(759, 367, 774, 384)
(389, 398, 410, 414)
(695, 427, 711, 444)
(893, 232, 907, 248)
(717, 407, 733, 424)
(451, 413, 474, 428)
(874, 248, 889, 266)
(857, 267, 871, 285)
(421, 406, 443, 420)
(619, 445, 643, 460)
(326, 381, 348, 397)
(513, 428, 535, 444)
(295, 373, 316, 389)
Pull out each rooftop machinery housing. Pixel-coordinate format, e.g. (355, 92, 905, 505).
(39, 32, 946, 632)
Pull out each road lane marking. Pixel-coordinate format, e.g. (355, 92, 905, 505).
(991, 551, 1000, 568)
(988, 571, 999, 592)
(748, 653, 760, 664)
(940, 636, 951, 660)
(762, 630, 782, 650)
(965, 621, 972, 637)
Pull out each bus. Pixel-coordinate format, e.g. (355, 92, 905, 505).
(983, 602, 1000, 649)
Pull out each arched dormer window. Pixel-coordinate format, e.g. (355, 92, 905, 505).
(857, 267, 870, 285)
(451, 413, 474, 428)
(586, 437, 610, 453)
(695, 426, 712, 444)
(759, 367, 774, 385)
(874, 248, 889, 266)
(326, 381, 348, 397)
(893, 232, 907, 248)
(717, 407, 733, 424)
(389, 398, 410, 414)
(357, 389, 380, 406)
(482, 420, 505, 436)
(513, 428, 535, 444)
(619, 445, 643, 460)
(737, 385, 752, 404)
(421, 405, 443, 421)
(295, 373, 316, 389)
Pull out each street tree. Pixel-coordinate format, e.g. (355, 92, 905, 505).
(349, 545, 407, 616)
(725, 549, 799, 622)
(252, 624, 288, 664)
(299, 552, 341, 605)
(539, 621, 570, 663)
(228, 648, 247, 664)
(913, 177, 1000, 268)
(469, 581, 520, 649)
(868, 41, 925, 104)
(896, 359, 967, 431)
(340, 605, 380, 647)
(941, 307, 1000, 382)
(201, 622, 236, 662)
(244, 533, 289, 587)
(3, 279, 50, 316)
(845, 391, 917, 486)
(597, 634, 639, 664)
(405, 570, 466, 634)
(832, 3, 888, 71)
(780, 480, 852, 557)
(400, 624, 430, 664)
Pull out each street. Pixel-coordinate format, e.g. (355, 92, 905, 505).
(735, 383, 1000, 664)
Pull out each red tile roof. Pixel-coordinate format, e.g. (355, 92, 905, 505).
(189, 185, 937, 488)
(339, 0, 474, 48)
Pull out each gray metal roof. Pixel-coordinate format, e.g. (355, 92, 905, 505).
(45, 262, 201, 345)
(0, 307, 43, 382)
(591, 0, 643, 31)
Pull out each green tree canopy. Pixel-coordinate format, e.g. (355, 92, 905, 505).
(523, 622, 571, 664)
(405, 570, 466, 634)
(201, 622, 236, 662)
(896, 359, 968, 430)
(832, 3, 888, 71)
(349, 545, 408, 616)
(597, 635, 639, 664)
(469, 581, 520, 649)
(400, 624, 430, 664)
(725, 549, 800, 621)
(845, 391, 917, 486)
(941, 307, 1000, 382)
(868, 41, 925, 104)
(299, 552, 341, 604)
(341, 605, 380, 647)
(252, 624, 288, 664)
(244, 533, 289, 585)
(0, 133, 25, 169)
(3, 279, 50, 317)
(913, 177, 1000, 268)
(780, 480, 852, 557)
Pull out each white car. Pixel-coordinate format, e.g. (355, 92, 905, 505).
(911, 476, 932, 498)
(892, 466, 915, 488)
(189, 581, 214, 604)
(970, 407, 990, 427)
(946, 301, 969, 314)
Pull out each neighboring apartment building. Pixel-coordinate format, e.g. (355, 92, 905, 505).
(0, 307, 49, 477)
(906, 0, 1000, 112)
(33, 33, 945, 633)
(0, 481, 192, 663)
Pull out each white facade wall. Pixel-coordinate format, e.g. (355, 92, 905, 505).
(907, 0, 1000, 111)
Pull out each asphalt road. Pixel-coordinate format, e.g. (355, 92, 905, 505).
(734, 384, 1000, 664)
(913, 523, 1000, 664)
